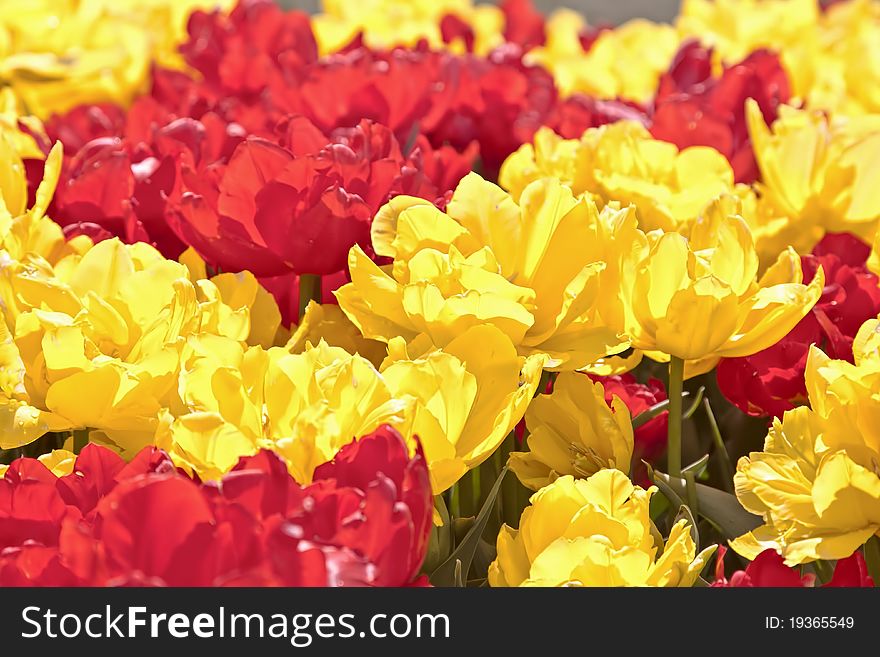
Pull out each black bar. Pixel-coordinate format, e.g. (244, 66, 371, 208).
(0, 588, 873, 653)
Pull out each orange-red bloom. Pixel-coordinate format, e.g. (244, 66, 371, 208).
(712, 546, 874, 587)
(651, 41, 791, 183)
(0, 426, 432, 587)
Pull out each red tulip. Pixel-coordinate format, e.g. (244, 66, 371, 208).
(588, 373, 668, 485)
(0, 427, 433, 587)
(712, 546, 874, 587)
(171, 116, 457, 277)
(181, 0, 317, 98)
(500, 0, 546, 51)
(651, 41, 791, 183)
(547, 94, 649, 140)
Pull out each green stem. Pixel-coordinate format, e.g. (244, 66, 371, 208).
(703, 399, 735, 493)
(459, 469, 475, 518)
(500, 432, 521, 527)
(813, 559, 834, 584)
(863, 535, 880, 586)
(297, 274, 322, 322)
(73, 429, 90, 454)
(449, 483, 461, 521)
(482, 451, 502, 535)
(667, 356, 685, 478)
(470, 466, 481, 514)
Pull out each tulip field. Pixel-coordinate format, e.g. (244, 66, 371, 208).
(1, 0, 879, 589)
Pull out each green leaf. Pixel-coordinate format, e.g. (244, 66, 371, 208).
(453, 559, 464, 587)
(863, 535, 880, 587)
(422, 496, 453, 574)
(632, 390, 692, 429)
(682, 386, 706, 420)
(674, 504, 700, 549)
(684, 470, 699, 516)
(471, 538, 497, 580)
(452, 517, 475, 543)
(430, 466, 508, 587)
(682, 454, 710, 478)
(652, 469, 762, 539)
(703, 398, 735, 493)
(645, 462, 685, 510)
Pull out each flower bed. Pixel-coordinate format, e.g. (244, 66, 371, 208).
(1, 0, 879, 588)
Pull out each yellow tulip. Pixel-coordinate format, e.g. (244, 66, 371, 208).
(0, 238, 201, 449)
(677, 0, 818, 63)
(152, 333, 271, 479)
(732, 317, 880, 564)
(0, 447, 76, 478)
(336, 173, 628, 371)
(178, 246, 284, 349)
(869, 228, 880, 276)
(806, 316, 880, 466)
(287, 300, 387, 368)
(35, 447, 77, 476)
(0, 0, 233, 118)
(601, 194, 824, 367)
(509, 372, 633, 490)
(154, 338, 410, 482)
(500, 123, 735, 233)
(489, 470, 715, 586)
(747, 99, 880, 248)
(1, 141, 92, 266)
(0, 231, 282, 451)
(381, 325, 545, 493)
(0, 88, 45, 161)
(676, 0, 821, 106)
(526, 12, 679, 103)
(160, 324, 542, 493)
(311, 0, 504, 56)
(811, 0, 880, 116)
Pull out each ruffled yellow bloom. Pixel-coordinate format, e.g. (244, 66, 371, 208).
(509, 372, 633, 490)
(0, 231, 281, 450)
(0, 0, 232, 118)
(336, 173, 627, 371)
(600, 194, 824, 370)
(35, 447, 77, 476)
(156, 338, 408, 482)
(869, 228, 880, 276)
(160, 325, 542, 493)
(178, 247, 284, 349)
(311, 0, 504, 56)
(500, 124, 735, 233)
(489, 470, 715, 587)
(0, 447, 75, 478)
(677, 0, 818, 64)
(0, 88, 45, 161)
(287, 300, 387, 368)
(808, 0, 880, 116)
(732, 316, 880, 564)
(1, 141, 92, 267)
(527, 12, 679, 102)
(747, 100, 880, 248)
(382, 325, 545, 493)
